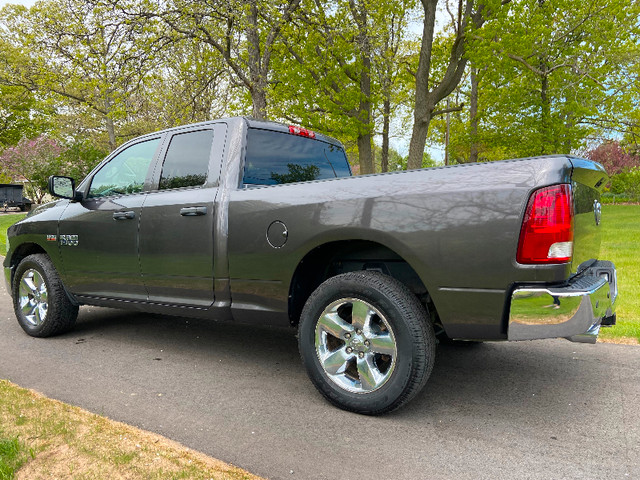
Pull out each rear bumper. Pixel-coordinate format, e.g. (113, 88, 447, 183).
(508, 261, 617, 344)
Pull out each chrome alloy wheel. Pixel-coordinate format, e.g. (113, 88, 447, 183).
(18, 269, 48, 327)
(314, 298, 397, 394)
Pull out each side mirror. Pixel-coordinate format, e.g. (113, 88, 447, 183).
(48, 176, 82, 201)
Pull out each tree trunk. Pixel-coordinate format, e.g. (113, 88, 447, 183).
(469, 66, 479, 163)
(357, 132, 374, 175)
(103, 97, 116, 151)
(407, 0, 438, 170)
(381, 98, 390, 172)
(540, 72, 550, 155)
(105, 116, 116, 151)
(251, 86, 268, 120)
(246, 2, 267, 120)
(352, 0, 374, 175)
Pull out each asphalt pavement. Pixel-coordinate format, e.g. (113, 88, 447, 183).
(0, 284, 638, 479)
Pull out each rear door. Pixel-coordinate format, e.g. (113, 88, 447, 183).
(138, 123, 226, 307)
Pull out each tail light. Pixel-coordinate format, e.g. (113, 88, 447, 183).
(517, 184, 574, 264)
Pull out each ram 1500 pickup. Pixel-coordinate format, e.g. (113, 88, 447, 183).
(3, 117, 617, 414)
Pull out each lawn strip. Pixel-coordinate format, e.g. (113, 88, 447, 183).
(598, 205, 640, 342)
(0, 380, 263, 480)
(0, 214, 26, 256)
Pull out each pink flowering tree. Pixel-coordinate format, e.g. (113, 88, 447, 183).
(586, 142, 640, 175)
(0, 136, 66, 203)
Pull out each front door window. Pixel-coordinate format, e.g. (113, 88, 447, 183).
(88, 139, 160, 198)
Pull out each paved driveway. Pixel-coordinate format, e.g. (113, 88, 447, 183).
(0, 285, 638, 479)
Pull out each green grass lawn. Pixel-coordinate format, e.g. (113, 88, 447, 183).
(599, 205, 640, 342)
(0, 214, 27, 256)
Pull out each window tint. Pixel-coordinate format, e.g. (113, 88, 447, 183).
(159, 130, 214, 190)
(88, 138, 159, 198)
(243, 129, 351, 186)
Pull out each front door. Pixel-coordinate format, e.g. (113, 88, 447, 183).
(58, 137, 161, 300)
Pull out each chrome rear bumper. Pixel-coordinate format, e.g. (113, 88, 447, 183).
(508, 261, 617, 344)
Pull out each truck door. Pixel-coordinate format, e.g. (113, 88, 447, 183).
(58, 137, 161, 300)
(138, 124, 225, 307)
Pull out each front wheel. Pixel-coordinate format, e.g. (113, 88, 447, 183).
(298, 271, 436, 415)
(12, 254, 78, 337)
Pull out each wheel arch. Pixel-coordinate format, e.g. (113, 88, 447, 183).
(7, 243, 48, 284)
(288, 239, 439, 327)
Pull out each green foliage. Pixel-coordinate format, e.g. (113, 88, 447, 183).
(271, 0, 417, 173)
(432, 0, 640, 162)
(57, 141, 107, 182)
(0, 0, 168, 151)
(0, 434, 29, 480)
(0, 85, 51, 149)
(386, 151, 436, 171)
(0, 0, 638, 169)
(609, 167, 640, 199)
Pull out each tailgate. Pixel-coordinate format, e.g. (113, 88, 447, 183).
(570, 158, 609, 274)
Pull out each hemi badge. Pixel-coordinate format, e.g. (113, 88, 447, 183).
(46, 235, 57, 242)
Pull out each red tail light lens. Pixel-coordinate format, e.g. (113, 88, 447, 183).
(289, 125, 316, 139)
(517, 184, 574, 264)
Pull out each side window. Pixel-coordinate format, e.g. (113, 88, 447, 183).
(243, 129, 351, 186)
(159, 129, 214, 190)
(88, 138, 159, 198)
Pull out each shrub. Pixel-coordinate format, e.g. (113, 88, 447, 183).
(608, 167, 640, 202)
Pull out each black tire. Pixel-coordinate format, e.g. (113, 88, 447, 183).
(12, 254, 78, 337)
(298, 271, 436, 415)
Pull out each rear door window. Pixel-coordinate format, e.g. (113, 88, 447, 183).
(243, 129, 351, 186)
(159, 129, 214, 190)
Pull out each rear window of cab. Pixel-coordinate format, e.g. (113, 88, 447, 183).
(243, 129, 351, 186)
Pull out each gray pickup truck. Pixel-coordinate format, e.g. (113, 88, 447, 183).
(3, 117, 617, 414)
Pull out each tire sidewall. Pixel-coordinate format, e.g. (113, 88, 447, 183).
(299, 273, 428, 414)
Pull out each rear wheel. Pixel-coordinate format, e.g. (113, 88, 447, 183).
(12, 254, 78, 337)
(298, 271, 435, 415)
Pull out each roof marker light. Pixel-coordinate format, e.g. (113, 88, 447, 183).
(289, 125, 316, 139)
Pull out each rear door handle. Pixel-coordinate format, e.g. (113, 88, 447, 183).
(113, 211, 135, 220)
(180, 206, 207, 216)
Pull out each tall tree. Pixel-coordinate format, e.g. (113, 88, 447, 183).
(476, 0, 639, 156)
(273, 0, 413, 174)
(427, 0, 640, 162)
(406, 0, 511, 170)
(374, 5, 413, 172)
(139, 0, 302, 120)
(0, 0, 166, 151)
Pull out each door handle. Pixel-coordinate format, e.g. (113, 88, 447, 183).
(180, 206, 207, 216)
(113, 211, 135, 220)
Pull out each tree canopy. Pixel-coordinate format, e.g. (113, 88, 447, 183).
(0, 0, 638, 182)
